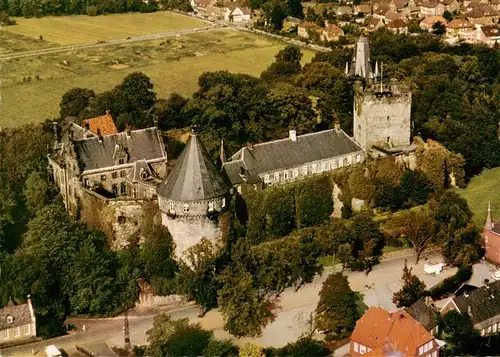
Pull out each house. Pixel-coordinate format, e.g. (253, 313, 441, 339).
(366, 17, 385, 31)
(405, 297, 440, 336)
(440, 280, 500, 336)
(194, 0, 216, 14)
(223, 5, 251, 22)
(420, 0, 445, 17)
(438, 0, 459, 12)
(282, 16, 301, 32)
(205, 5, 226, 19)
(385, 9, 406, 21)
(350, 307, 440, 357)
(373, 4, 391, 18)
(482, 203, 500, 264)
(81, 110, 118, 137)
(297, 21, 322, 39)
(0, 296, 37, 347)
(387, 18, 408, 33)
(321, 22, 344, 41)
(336, 5, 353, 15)
(467, 4, 499, 25)
(446, 18, 475, 42)
(420, 15, 448, 31)
(355, 3, 372, 14)
(476, 25, 500, 46)
(389, 0, 406, 11)
(222, 127, 365, 194)
(408, 0, 424, 17)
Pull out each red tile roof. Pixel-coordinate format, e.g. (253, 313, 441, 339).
(81, 111, 118, 136)
(351, 307, 434, 355)
(447, 18, 473, 28)
(387, 18, 407, 28)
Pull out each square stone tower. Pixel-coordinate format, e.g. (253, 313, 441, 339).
(353, 79, 412, 151)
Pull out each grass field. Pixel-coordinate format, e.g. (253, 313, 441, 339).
(4, 12, 205, 45)
(0, 29, 315, 128)
(455, 167, 500, 224)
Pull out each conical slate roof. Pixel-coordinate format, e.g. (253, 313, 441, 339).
(349, 35, 373, 80)
(157, 132, 230, 201)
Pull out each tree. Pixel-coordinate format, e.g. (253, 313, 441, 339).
(272, 337, 330, 357)
(261, 46, 303, 82)
(217, 264, 275, 338)
(315, 273, 358, 336)
(404, 210, 436, 263)
(287, 0, 303, 19)
(442, 10, 453, 22)
(239, 343, 264, 357)
(146, 314, 213, 357)
(441, 310, 480, 355)
(262, 0, 288, 30)
(59, 88, 95, 119)
(0, 190, 15, 247)
(433, 191, 472, 230)
(432, 21, 446, 36)
(24, 171, 54, 216)
(392, 260, 426, 307)
(155, 92, 190, 131)
(204, 338, 238, 357)
(141, 223, 177, 279)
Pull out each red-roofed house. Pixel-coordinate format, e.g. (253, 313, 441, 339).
(321, 22, 344, 41)
(387, 19, 409, 33)
(476, 25, 500, 46)
(366, 17, 385, 31)
(420, 15, 448, 31)
(81, 110, 118, 137)
(350, 307, 440, 357)
(420, 0, 445, 17)
(446, 18, 475, 42)
(483, 203, 500, 265)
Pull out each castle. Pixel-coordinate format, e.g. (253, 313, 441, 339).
(49, 36, 413, 260)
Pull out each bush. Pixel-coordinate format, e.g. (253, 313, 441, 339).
(295, 176, 333, 227)
(427, 266, 473, 300)
(265, 187, 296, 238)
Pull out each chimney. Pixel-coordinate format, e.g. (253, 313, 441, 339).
(27, 294, 36, 336)
(334, 120, 341, 130)
(289, 129, 297, 142)
(247, 142, 253, 150)
(97, 128, 103, 143)
(220, 139, 226, 164)
(106, 109, 111, 116)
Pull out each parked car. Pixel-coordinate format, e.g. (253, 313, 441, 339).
(491, 271, 500, 281)
(45, 345, 62, 357)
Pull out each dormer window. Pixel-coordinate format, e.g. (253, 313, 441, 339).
(169, 202, 175, 212)
(119, 158, 124, 165)
(183, 204, 189, 213)
(6, 316, 13, 323)
(208, 201, 214, 211)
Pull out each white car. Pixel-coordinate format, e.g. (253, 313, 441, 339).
(491, 271, 500, 281)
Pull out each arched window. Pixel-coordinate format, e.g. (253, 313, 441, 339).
(183, 203, 189, 213)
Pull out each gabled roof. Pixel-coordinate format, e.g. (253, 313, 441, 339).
(405, 298, 439, 331)
(447, 18, 473, 28)
(72, 128, 166, 171)
(387, 18, 407, 28)
(481, 25, 500, 38)
(283, 16, 301, 23)
(225, 129, 363, 182)
(81, 111, 118, 137)
(0, 300, 32, 330)
(127, 159, 155, 183)
(325, 23, 344, 35)
(157, 132, 230, 201)
(391, 0, 406, 9)
(421, 15, 447, 26)
(385, 9, 404, 20)
(421, 0, 439, 8)
(351, 307, 434, 354)
(452, 280, 500, 325)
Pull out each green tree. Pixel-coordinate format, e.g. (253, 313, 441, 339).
(141, 223, 177, 279)
(315, 273, 358, 336)
(0, 190, 15, 247)
(272, 337, 330, 356)
(146, 314, 213, 357)
(203, 338, 238, 357)
(287, 0, 303, 19)
(404, 210, 436, 263)
(443, 10, 453, 22)
(392, 260, 426, 307)
(261, 46, 303, 82)
(433, 191, 472, 230)
(59, 88, 95, 119)
(155, 92, 190, 131)
(24, 171, 54, 216)
(262, 0, 288, 30)
(441, 310, 480, 355)
(239, 343, 264, 357)
(432, 21, 446, 36)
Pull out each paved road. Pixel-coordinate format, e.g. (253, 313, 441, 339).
(0, 25, 225, 61)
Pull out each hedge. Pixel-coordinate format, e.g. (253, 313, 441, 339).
(427, 266, 473, 300)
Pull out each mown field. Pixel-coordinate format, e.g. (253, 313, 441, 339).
(4, 12, 205, 45)
(456, 167, 500, 225)
(0, 29, 315, 128)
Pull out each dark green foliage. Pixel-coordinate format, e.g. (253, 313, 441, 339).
(392, 260, 426, 307)
(428, 266, 472, 300)
(315, 273, 358, 336)
(441, 310, 481, 355)
(266, 337, 330, 357)
(59, 88, 95, 120)
(295, 176, 334, 227)
(156, 93, 190, 131)
(432, 21, 446, 36)
(203, 338, 238, 357)
(261, 45, 303, 82)
(433, 191, 472, 229)
(262, 0, 289, 30)
(265, 187, 295, 238)
(286, 0, 303, 19)
(141, 224, 178, 279)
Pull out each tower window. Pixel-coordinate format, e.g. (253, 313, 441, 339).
(183, 204, 189, 213)
(222, 197, 226, 207)
(120, 183, 127, 195)
(112, 172, 117, 179)
(208, 201, 214, 211)
(118, 216, 126, 224)
(120, 170, 126, 177)
(101, 174, 107, 181)
(119, 158, 125, 165)
(169, 201, 175, 211)
(112, 184, 118, 196)
(84, 178, 89, 187)
(387, 136, 390, 143)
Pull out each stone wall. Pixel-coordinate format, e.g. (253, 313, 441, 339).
(354, 82, 412, 150)
(161, 214, 222, 259)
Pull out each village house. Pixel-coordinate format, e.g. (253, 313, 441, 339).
(482, 203, 500, 264)
(336, 5, 353, 16)
(467, 4, 499, 25)
(385, 9, 406, 21)
(420, 0, 445, 17)
(405, 297, 440, 336)
(0, 296, 37, 347)
(221, 127, 365, 193)
(193, 0, 216, 14)
(81, 111, 118, 136)
(204, 4, 226, 19)
(321, 22, 344, 41)
(373, 4, 391, 19)
(438, 0, 460, 12)
(446, 18, 475, 42)
(476, 24, 500, 46)
(223, 5, 251, 22)
(350, 307, 441, 357)
(282, 16, 301, 32)
(388, 0, 406, 11)
(440, 280, 500, 336)
(420, 15, 448, 31)
(355, 3, 372, 14)
(366, 17, 385, 31)
(297, 21, 322, 39)
(408, 0, 424, 17)
(387, 18, 409, 33)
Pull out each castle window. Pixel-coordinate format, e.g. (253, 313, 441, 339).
(264, 174, 270, 184)
(118, 216, 126, 224)
(358, 124, 361, 130)
(274, 173, 279, 182)
(84, 178, 89, 187)
(14, 327, 20, 337)
(183, 204, 189, 213)
(101, 174, 107, 181)
(4, 329, 9, 340)
(112, 172, 118, 179)
(237, 186, 242, 194)
(120, 170, 127, 177)
(343, 157, 348, 166)
(356, 154, 361, 163)
(320, 163, 325, 172)
(119, 158, 125, 165)
(112, 184, 118, 196)
(208, 201, 214, 211)
(338, 159, 343, 168)
(222, 197, 226, 207)
(301, 167, 307, 176)
(387, 116, 390, 121)
(293, 169, 298, 178)
(284, 171, 289, 180)
(120, 183, 127, 195)
(332, 160, 337, 169)
(387, 136, 390, 143)
(169, 201, 175, 211)
(6, 316, 13, 324)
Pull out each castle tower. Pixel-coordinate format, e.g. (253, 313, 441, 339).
(348, 35, 373, 81)
(157, 130, 231, 259)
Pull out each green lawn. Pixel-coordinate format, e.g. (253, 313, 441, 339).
(4, 12, 205, 45)
(455, 167, 500, 225)
(0, 30, 315, 128)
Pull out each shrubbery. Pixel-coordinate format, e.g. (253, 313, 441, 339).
(427, 266, 473, 300)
